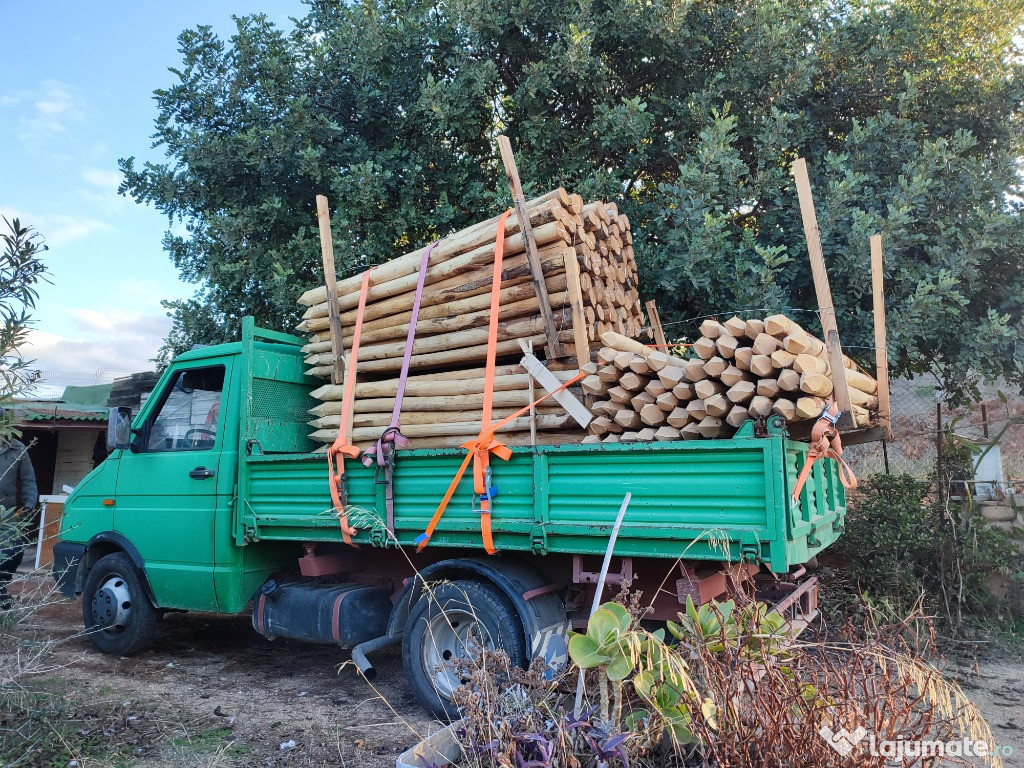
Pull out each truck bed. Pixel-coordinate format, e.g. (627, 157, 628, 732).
(237, 420, 844, 574)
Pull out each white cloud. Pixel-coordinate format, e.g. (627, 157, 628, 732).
(43, 214, 113, 246)
(20, 80, 85, 140)
(0, 206, 111, 247)
(22, 311, 171, 375)
(67, 308, 169, 337)
(78, 167, 132, 215)
(35, 85, 72, 115)
(82, 168, 123, 193)
(0, 90, 30, 108)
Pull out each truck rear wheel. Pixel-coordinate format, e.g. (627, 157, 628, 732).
(82, 552, 161, 656)
(402, 579, 525, 720)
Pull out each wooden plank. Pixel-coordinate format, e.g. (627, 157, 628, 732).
(563, 233, 594, 372)
(870, 234, 892, 439)
(791, 159, 854, 430)
(645, 299, 669, 350)
(519, 348, 593, 428)
(498, 135, 564, 358)
(315, 195, 347, 388)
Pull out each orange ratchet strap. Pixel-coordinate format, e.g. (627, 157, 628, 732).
(791, 399, 858, 505)
(414, 370, 584, 554)
(415, 209, 584, 554)
(328, 268, 374, 545)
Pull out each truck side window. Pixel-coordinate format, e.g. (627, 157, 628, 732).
(143, 366, 226, 451)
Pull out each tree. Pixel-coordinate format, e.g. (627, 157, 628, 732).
(121, 0, 1024, 400)
(0, 218, 47, 419)
(0, 217, 48, 586)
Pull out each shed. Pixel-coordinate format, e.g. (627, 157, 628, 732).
(11, 383, 113, 495)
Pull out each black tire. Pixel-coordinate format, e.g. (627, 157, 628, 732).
(81, 552, 161, 655)
(402, 579, 526, 721)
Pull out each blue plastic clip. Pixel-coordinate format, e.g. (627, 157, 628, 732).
(415, 532, 429, 547)
(472, 487, 499, 514)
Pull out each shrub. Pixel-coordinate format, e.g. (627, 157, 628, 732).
(834, 473, 1021, 627)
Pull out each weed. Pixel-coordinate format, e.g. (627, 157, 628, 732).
(447, 598, 1001, 767)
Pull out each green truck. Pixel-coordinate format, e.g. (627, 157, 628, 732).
(54, 319, 844, 718)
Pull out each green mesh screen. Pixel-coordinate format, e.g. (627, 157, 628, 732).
(248, 376, 316, 453)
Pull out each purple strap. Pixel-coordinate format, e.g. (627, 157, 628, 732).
(362, 240, 437, 467)
(390, 241, 436, 434)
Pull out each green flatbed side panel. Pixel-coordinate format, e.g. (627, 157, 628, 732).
(239, 425, 846, 573)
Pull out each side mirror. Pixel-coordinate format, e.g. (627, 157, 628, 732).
(107, 407, 133, 451)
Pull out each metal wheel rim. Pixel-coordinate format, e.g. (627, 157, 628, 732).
(90, 573, 133, 634)
(421, 607, 494, 701)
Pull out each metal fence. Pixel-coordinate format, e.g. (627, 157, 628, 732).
(843, 377, 1024, 489)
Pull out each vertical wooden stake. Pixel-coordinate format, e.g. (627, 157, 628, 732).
(792, 158, 854, 430)
(870, 235, 892, 439)
(645, 300, 668, 350)
(315, 195, 346, 388)
(497, 135, 564, 358)
(562, 234, 594, 372)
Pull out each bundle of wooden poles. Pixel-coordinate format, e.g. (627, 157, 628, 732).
(581, 315, 879, 443)
(296, 188, 643, 449)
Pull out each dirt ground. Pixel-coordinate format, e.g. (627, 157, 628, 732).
(8, 575, 1024, 767)
(949, 655, 1024, 768)
(13, 577, 436, 767)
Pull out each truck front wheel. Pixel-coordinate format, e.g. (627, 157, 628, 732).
(403, 579, 526, 721)
(82, 552, 161, 655)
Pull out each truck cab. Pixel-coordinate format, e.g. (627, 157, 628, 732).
(54, 325, 307, 637)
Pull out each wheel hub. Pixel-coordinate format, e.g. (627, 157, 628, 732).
(422, 608, 494, 700)
(91, 575, 132, 632)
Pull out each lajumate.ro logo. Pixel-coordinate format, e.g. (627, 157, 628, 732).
(819, 722, 1015, 762)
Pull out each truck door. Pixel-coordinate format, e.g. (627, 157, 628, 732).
(114, 364, 228, 611)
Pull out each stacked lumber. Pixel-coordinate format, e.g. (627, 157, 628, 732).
(297, 188, 642, 449)
(581, 315, 880, 443)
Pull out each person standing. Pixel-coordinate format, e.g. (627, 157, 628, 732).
(0, 436, 38, 608)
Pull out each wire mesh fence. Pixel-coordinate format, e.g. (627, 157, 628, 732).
(843, 377, 1024, 490)
(24, 370, 134, 400)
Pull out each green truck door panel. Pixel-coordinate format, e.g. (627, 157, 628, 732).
(115, 364, 230, 611)
(58, 454, 119, 541)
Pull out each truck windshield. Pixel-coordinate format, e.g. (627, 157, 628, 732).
(144, 366, 225, 451)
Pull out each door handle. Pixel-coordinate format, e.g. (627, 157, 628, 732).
(189, 467, 216, 480)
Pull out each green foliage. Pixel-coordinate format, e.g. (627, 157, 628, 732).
(567, 598, 791, 746)
(0, 218, 47, 404)
(568, 602, 637, 680)
(668, 596, 738, 653)
(631, 668, 700, 745)
(668, 595, 790, 658)
(835, 473, 1022, 625)
(0, 217, 47, 555)
(122, 0, 1024, 398)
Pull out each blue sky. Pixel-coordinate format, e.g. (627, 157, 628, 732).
(1, 1, 307, 381)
